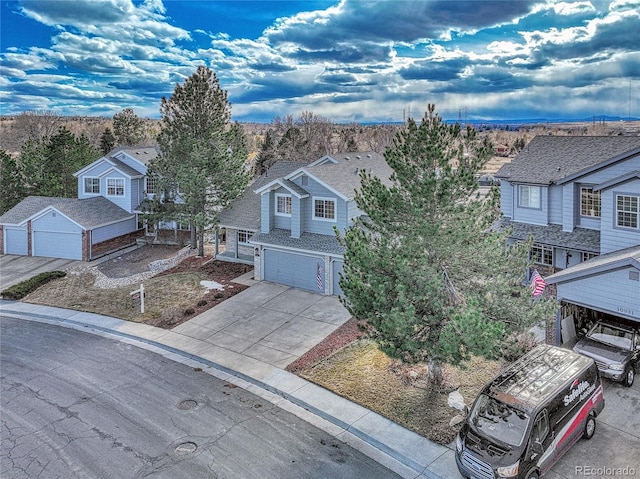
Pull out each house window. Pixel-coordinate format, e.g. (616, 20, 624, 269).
(581, 252, 598, 262)
(616, 195, 640, 229)
(531, 243, 553, 266)
(314, 198, 336, 221)
(275, 193, 292, 216)
(580, 187, 601, 217)
(84, 177, 100, 194)
(518, 185, 540, 209)
(107, 178, 125, 196)
(237, 230, 252, 245)
(145, 176, 156, 194)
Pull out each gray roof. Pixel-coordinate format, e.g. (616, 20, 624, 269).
(303, 151, 393, 199)
(0, 196, 133, 229)
(495, 136, 640, 185)
(490, 218, 600, 253)
(546, 245, 640, 285)
(107, 157, 144, 178)
(111, 146, 159, 166)
(251, 228, 346, 256)
(218, 161, 301, 230)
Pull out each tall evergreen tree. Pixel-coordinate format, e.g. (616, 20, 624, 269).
(113, 108, 145, 146)
(100, 127, 116, 154)
(0, 150, 26, 213)
(338, 106, 555, 385)
(149, 66, 249, 256)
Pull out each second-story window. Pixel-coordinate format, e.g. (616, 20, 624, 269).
(107, 178, 125, 197)
(581, 251, 598, 262)
(84, 177, 100, 194)
(580, 187, 601, 217)
(275, 193, 292, 216)
(518, 185, 540, 209)
(145, 177, 156, 194)
(314, 198, 336, 221)
(531, 243, 553, 266)
(616, 194, 640, 229)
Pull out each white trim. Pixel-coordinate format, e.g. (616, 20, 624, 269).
(286, 168, 350, 201)
(83, 176, 101, 195)
(106, 177, 125, 197)
(313, 196, 337, 222)
(275, 193, 292, 216)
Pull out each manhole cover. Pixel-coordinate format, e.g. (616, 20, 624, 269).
(177, 399, 198, 410)
(174, 442, 197, 456)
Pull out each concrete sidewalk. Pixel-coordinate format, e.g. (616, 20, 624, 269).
(0, 296, 461, 479)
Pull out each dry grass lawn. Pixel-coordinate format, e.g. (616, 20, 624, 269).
(299, 340, 503, 445)
(24, 270, 209, 322)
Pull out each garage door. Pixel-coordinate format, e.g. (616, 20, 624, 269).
(264, 249, 324, 293)
(332, 260, 344, 296)
(33, 231, 82, 260)
(5, 227, 28, 255)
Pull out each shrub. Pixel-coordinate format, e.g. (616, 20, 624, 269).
(197, 299, 208, 307)
(1, 271, 67, 300)
(183, 307, 195, 316)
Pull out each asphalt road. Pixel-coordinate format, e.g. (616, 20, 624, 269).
(0, 317, 400, 479)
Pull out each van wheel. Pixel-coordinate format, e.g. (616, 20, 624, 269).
(525, 470, 539, 479)
(583, 415, 596, 440)
(623, 367, 634, 387)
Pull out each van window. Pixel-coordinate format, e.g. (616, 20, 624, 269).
(470, 394, 530, 447)
(532, 409, 549, 443)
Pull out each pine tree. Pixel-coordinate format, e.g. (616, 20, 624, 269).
(149, 66, 249, 256)
(113, 108, 145, 146)
(100, 127, 116, 154)
(338, 106, 555, 386)
(0, 150, 27, 213)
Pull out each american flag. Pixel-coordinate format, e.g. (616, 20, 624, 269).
(316, 262, 324, 290)
(530, 269, 547, 297)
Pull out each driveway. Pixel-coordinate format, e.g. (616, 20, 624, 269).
(0, 255, 81, 291)
(171, 281, 352, 369)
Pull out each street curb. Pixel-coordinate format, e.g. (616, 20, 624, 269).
(1, 305, 451, 479)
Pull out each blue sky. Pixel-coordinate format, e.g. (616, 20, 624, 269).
(1, 0, 639, 123)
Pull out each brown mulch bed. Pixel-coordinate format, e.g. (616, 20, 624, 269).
(144, 255, 253, 329)
(286, 317, 365, 373)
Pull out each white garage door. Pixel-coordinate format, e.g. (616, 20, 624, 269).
(264, 249, 324, 293)
(5, 227, 28, 255)
(33, 231, 82, 260)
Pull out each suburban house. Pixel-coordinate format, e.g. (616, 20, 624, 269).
(0, 147, 163, 261)
(494, 136, 640, 343)
(217, 152, 393, 295)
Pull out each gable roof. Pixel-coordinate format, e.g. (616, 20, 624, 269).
(74, 146, 158, 178)
(593, 170, 640, 191)
(495, 136, 640, 185)
(218, 161, 300, 230)
(0, 196, 133, 229)
(545, 245, 640, 285)
(303, 152, 392, 199)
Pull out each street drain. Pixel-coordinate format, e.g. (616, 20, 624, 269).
(177, 399, 198, 410)
(174, 442, 197, 456)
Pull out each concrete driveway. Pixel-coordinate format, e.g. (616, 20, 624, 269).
(171, 281, 352, 369)
(0, 255, 81, 291)
(546, 377, 640, 478)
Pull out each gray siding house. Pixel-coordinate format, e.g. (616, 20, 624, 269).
(0, 147, 158, 260)
(495, 136, 640, 342)
(218, 152, 392, 295)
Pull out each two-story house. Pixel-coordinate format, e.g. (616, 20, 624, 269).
(217, 152, 392, 295)
(494, 136, 640, 343)
(0, 147, 161, 261)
